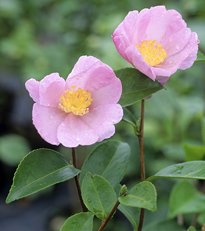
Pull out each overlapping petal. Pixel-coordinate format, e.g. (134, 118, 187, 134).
(112, 5, 199, 85)
(57, 114, 98, 147)
(25, 79, 40, 103)
(66, 56, 116, 93)
(80, 104, 123, 142)
(39, 73, 66, 107)
(32, 104, 67, 145)
(25, 56, 123, 148)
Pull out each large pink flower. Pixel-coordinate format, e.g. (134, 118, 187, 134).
(25, 56, 123, 148)
(112, 5, 199, 85)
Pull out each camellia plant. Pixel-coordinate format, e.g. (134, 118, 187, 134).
(5, 5, 205, 231)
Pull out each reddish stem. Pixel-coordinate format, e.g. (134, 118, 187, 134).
(137, 99, 145, 231)
(98, 200, 120, 231)
(72, 148, 87, 212)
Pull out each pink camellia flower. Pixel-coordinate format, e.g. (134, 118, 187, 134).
(112, 5, 199, 85)
(25, 56, 123, 148)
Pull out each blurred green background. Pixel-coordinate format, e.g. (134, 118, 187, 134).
(0, 0, 204, 230)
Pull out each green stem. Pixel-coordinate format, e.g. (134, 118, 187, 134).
(137, 99, 145, 231)
(72, 148, 87, 212)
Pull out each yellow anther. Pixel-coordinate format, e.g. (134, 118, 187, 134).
(59, 86, 93, 116)
(136, 40, 167, 66)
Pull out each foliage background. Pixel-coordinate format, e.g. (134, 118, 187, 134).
(0, 0, 204, 230)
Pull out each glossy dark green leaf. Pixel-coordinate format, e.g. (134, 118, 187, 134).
(119, 181, 157, 212)
(6, 148, 80, 203)
(118, 204, 140, 231)
(168, 181, 205, 219)
(183, 143, 205, 161)
(81, 173, 117, 220)
(79, 141, 130, 188)
(195, 50, 205, 63)
(115, 68, 164, 107)
(60, 212, 94, 231)
(147, 161, 205, 181)
(122, 107, 137, 128)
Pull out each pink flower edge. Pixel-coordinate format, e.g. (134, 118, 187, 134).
(112, 5, 200, 85)
(25, 56, 123, 148)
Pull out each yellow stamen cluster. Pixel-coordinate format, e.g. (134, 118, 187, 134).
(59, 86, 93, 116)
(136, 40, 168, 66)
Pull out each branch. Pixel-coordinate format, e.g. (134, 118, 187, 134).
(98, 200, 120, 231)
(137, 99, 145, 231)
(72, 148, 87, 212)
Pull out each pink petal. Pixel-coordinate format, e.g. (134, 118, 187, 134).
(39, 73, 66, 107)
(120, 10, 140, 43)
(33, 103, 67, 145)
(112, 6, 199, 83)
(66, 56, 116, 92)
(112, 11, 139, 62)
(67, 55, 100, 79)
(57, 113, 98, 148)
(160, 32, 199, 71)
(130, 8, 153, 43)
(90, 77, 122, 109)
(112, 29, 131, 63)
(160, 18, 191, 57)
(155, 76, 169, 85)
(25, 79, 40, 103)
(80, 104, 123, 142)
(125, 45, 156, 80)
(143, 6, 183, 43)
(179, 32, 199, 70)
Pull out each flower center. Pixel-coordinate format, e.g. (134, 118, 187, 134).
(59, 86, 93, 116)
(136, 40, 167, 66)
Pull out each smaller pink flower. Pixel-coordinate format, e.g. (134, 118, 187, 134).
(25, 56, 123, 148)
(112, 5, 199, 85)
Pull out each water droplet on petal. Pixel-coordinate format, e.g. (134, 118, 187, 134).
(76, 138, 80, 141)
(50, 115, 53, 119)
(176, 45, 180, 50)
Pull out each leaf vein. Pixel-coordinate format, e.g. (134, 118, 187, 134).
(12, 164, 74, 196)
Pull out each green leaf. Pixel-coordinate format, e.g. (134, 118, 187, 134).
(6, 148, 80, 203)
(143, 220, 185, 231)
(60, 212, 94, 231)
(79, 141, 130, 188)
(118, 204, 140, 231)
(195, 50, 205, 63)
(115, 68, 164, 107)
(0, 134, 30, 166)
(119, 181, 157, 212)
(122, 108, 137, 127)
(146, 161, 205, 181)
(183, 143, 205, 161)
(187, 226, 197, 231)
(168, 181, 205, 219)
(81, 173, 117, 220)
